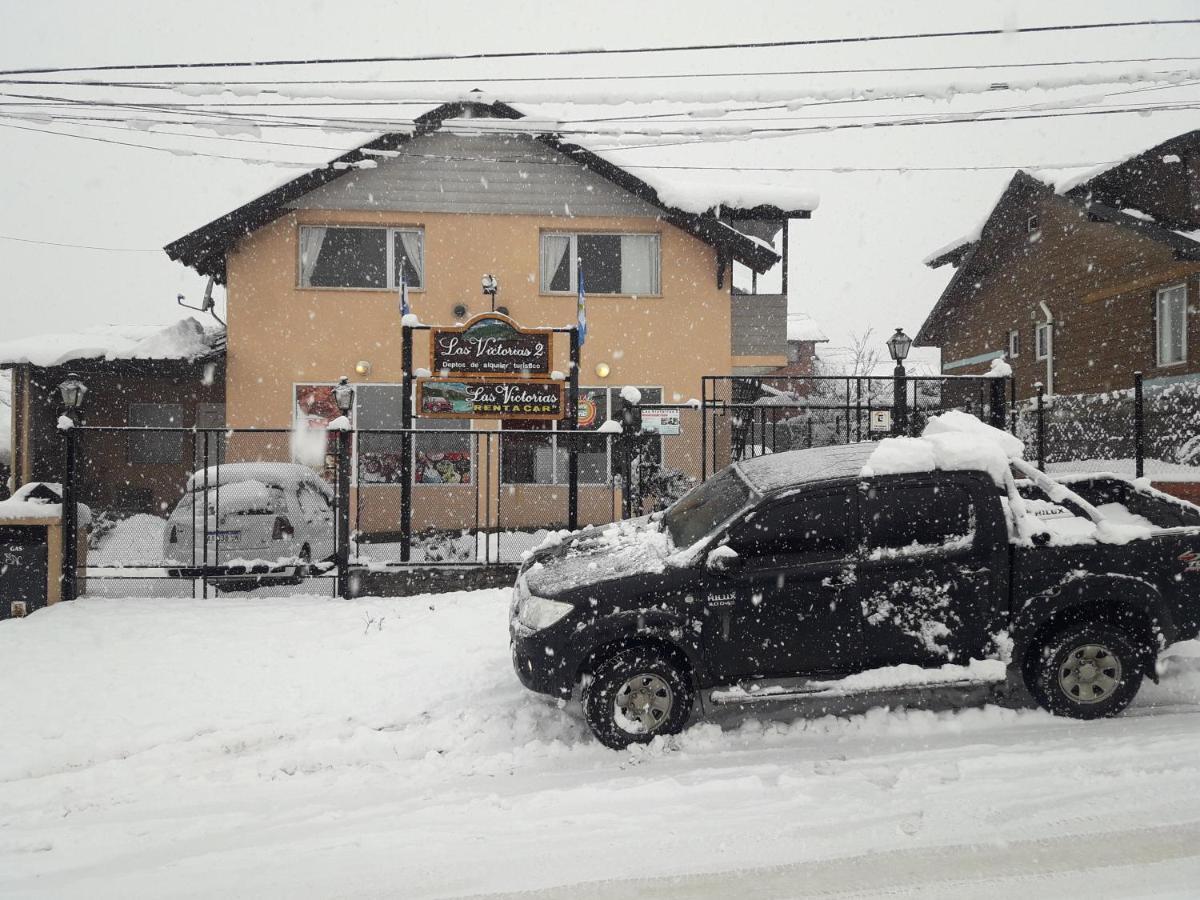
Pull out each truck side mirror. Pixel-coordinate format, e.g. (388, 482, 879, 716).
(706, 545, 742, 573)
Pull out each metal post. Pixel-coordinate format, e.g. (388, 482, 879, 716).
(201, 430, 209, 599)
(567, 328, 580, 531)
(1010, 376, 1018, 433)
(60, 423, 77, 602)
(400, 324, 413, 562)
(989, 376, 1007, 430)
(1134, 371, 1145, 479)
(1035, 382, 1046, 471)
(893, 364, 908, 436)
(701, 377, 709, 481)
(336, 427, 352, 598)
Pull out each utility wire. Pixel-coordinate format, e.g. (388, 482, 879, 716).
(3, 19, 1199, 76)
(0, 233, 159, 251)
(4, 101, 1198, 166)
(7, 55, 1200, 88)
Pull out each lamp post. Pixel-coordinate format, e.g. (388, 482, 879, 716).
(481, 274, 499, 312)
(331, 376, 354, 598)
(886, 328, 913, 436)
(57, 373, 86, 602)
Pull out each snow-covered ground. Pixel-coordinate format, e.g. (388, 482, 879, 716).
(4, 590, 1200, 898)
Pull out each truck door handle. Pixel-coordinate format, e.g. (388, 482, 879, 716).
(823, 573, 853, 588)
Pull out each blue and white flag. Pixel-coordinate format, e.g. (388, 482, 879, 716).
(576, 261, 587, 346)
(399, 260, 410, 317)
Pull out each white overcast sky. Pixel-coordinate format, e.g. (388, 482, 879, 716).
(1, 0, 1199, 367)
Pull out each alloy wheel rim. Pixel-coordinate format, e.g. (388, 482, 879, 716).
(615, 673, 674, 734)
(1058, 643, 1122, 704)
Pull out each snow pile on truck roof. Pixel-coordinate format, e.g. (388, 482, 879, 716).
(862, 411, 1024, 486)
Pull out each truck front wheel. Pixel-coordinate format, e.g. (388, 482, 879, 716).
(1028, 622, 1144, 719)
(583, 646, 693, 750)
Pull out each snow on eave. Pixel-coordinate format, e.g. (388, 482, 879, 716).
(786, 313, 829, 343)
(0, 318, 224, 368)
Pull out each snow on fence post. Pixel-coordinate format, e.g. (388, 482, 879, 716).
(1134, 371, 1145, 480)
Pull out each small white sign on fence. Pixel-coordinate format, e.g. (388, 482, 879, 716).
(642, 409, 681, 435)
(869, 410, 892, 433)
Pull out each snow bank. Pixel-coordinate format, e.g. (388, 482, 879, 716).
(0, 318, 221, 367)
(4, 591, 1200, 898)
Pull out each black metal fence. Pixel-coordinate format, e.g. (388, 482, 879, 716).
(1016, 373, 1200, 482)
(700, 373, 1010, 477)
(54, 373, 1200, 600)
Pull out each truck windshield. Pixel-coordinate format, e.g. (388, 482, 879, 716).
(664, 468, 754, 550)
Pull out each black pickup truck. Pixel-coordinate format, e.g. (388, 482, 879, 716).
(510, 440, 1200, 749)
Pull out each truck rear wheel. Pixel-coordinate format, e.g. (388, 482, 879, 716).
(1027, 622, 1144, 719)
(583, 646, 693, 750)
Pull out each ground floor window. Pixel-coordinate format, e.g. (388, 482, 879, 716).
(500, 386, 661, 485)
(128, 403, 185, 464)
(295, 383, 473, 485)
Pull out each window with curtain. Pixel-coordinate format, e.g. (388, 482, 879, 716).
(540, 232, 659, 295)
(299, 225, 424, 289)
(1157, 284, 1187, 366)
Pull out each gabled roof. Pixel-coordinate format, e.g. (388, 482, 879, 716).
(165, 100, 814, 281)
(917, 167, 1200, 345)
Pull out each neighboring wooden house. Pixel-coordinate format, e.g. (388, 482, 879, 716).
(917, 130, 1200, 399)
(164, 99, 817, 532)
(0, 318, 226, 514)
(772, 312, 829, 378)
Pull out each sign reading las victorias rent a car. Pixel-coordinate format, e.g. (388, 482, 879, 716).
(430, 313, 551, 377)
(418, 378, 564, 420)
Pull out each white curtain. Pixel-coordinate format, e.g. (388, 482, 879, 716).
(621, 234, 660, 295)
(397, 230, 424, 287)
(299, 226, 327, 287)
(541, 234, 571, 292)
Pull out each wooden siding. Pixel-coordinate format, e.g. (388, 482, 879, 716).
(731, 293, 787, 357)
(288, 133, 664, 218)
(933, 189, 1200, 397)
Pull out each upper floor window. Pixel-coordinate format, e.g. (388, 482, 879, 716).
(1035, 322, 1052, 361)
(540, 232, 660, 295)
(299, 225, 424, 290)
(1008, 329, 1021, 358)
(1157, 283, 1188, 367)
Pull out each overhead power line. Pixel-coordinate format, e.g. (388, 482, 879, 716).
(0, 233, 158, 252)
(6, 55, 1200, 88)
(2, 19, 1199, 76)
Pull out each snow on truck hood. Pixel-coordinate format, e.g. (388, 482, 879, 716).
(522, 517, 672, 597)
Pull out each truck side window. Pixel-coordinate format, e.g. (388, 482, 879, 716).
(864, 483, 975, 552)
(729, 490, 853, 558)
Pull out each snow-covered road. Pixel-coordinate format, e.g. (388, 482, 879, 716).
(3, 590, 1200, 898)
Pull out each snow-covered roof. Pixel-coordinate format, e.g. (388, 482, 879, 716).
(168, 100, 815, 282)
(786, 312, 829, 343)
(0, 318, 224, 368)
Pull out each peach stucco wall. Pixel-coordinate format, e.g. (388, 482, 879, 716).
(224, 208, 733, 429)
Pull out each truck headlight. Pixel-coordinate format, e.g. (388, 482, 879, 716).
(517, 595, 574, 631)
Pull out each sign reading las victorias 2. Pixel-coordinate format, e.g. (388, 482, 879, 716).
(430, 313, 551, 377)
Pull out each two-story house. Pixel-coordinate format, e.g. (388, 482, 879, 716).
(166, 99, 816, 534)
(917, 129, 1200, 399)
